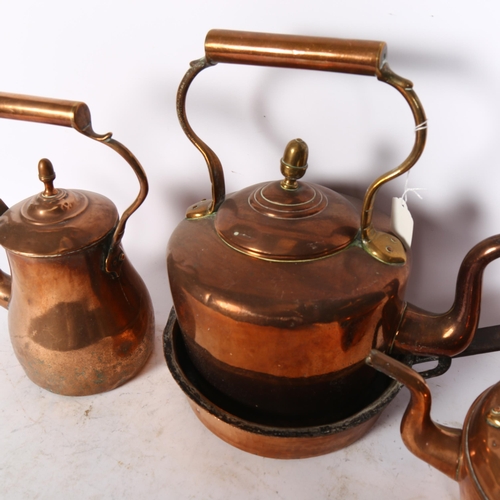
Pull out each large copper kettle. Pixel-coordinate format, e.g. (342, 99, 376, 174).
(166, 30, 500, 457)
(0, 93, 154, 396)
(367, 350, 500, 500)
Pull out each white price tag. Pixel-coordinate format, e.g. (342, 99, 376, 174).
(391, 197, 414, 249)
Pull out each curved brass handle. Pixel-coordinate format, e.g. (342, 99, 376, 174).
(0, 92, 148, 276)
(177, 29, 427, 264)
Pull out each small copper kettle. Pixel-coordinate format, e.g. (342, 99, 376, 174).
(167, 30, 500, 455)
(0, 93, 154, 396)
(367, 350, 500, 500)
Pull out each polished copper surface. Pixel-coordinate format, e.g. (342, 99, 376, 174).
(0, 160, 117, 255)
(393, 234, 500, 357)
(168, 203, 408, 425)
(176, 29, 428, 265)
(205, 30, 387, 75)
(0, 92, 92, 128)
(0, 93, 149, 276)
(0, 92, 154, 395)
(214, 181, 359, 261)
(164, 310, 403, 459)
(214, 139, 359, 261)
(169, 30, 500, 455)
(7, 241, 154, 395)
(367, 350, 500, 500)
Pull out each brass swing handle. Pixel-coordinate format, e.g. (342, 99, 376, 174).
(178, 29, 427, 264)
(0, 92, 148, 276)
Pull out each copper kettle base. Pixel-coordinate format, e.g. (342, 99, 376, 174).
(164, 309, 403, 459)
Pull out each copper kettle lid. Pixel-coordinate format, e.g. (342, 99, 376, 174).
(214, 139, 359, 261)
(465, 380, 500, 497)
(0, 158, 118, 256)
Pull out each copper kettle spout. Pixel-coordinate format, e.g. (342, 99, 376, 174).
(367, 349, 500, 499)
(366, 350, 461, 479)
(167, 29, 500, 458)
(393, 234, 500, 356)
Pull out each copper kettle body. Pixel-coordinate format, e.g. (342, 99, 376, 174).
(168, 30, 500, 430)
(367, 350, 500, 500)
(0, 93, 154, 396)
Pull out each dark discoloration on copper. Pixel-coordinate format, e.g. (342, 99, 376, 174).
(24, 235, 143, 352)
(0, 92, 154, 396)
(164, 311, 405, 459)
(169, 191, 500, 430)
(169, 31, 500, 459)
(30, 300, 111, 351)
(184, 334, 389, 426)
(168, 206, 408, 415)
(6, 232, 154, 395)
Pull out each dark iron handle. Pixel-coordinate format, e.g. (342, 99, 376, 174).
(455, 324, 500, 358)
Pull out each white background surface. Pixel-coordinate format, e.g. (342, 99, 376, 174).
(1, 1, 500, 498)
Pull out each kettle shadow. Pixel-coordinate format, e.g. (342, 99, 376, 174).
(318, 174, 485, 321)
(164, 184, 210, 222)
(403, 199, 482, 311)
(387, 47, 467, 73)
(133, 322, 171, 380)
(246, 44, 469, 156)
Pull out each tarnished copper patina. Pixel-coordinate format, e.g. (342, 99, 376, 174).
(167, 30, 500, 457)
(0, 93, 154, 396)
(164, 310, 414, 459)
(367, 350, 500, 500)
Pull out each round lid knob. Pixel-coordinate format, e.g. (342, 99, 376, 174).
(215, 139, 359, 261)
(0, 158, 118, 256)
(38, 157, 57, 196)
(21, 159, 89, 224)
(280, 138, 308, 190)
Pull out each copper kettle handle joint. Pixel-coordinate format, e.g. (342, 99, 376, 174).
(177, 29, 427, 264)
(0, 92, 148, 276)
